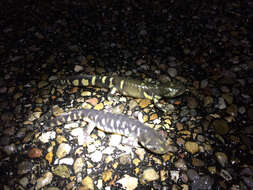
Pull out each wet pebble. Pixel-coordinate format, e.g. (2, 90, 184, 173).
(102, 169, 113, 182)
(215, 152, 228, 167)
(212, 119, 229, 135)
(28, 147, 43, 158)
(3, 143, 16, 155)
(187, 97, 198, 109)
(39, 131, 56, 143)
(38, 81, 48, 89)
(216, 97, 226, 109)
(170, 170, 180, 183)
(56, 143, 71, 159)
(59, 157, 74, 165)
(74, 65, 84, 72)
(53, 165, 70, 178)
(175, 158, 188, 171)
(82, 176, 94, 190)
(117, 175, 138, 190)
(220, 169, 232, 181)
(17, 160, 33, 175)
(19, 177, 29, 188)
(167, 68, 177, 77)
(119, 154, 132, 165)
(185, 141, 199, 154)
(226, 104, 238, 117)
(90, 151, 103, 162)
(140, 168, 159, 183)
(36, 172, 53, 190)
(73, 157, 84, 174)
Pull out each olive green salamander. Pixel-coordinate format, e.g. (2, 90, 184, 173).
(60, 74, 185, 112)
(46, 109, 172, 154)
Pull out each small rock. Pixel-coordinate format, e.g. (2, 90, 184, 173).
(167, 68, 177, 77)
(82, 176, 94, 190)
(140, 168, 159, 183)
(204, 96, 213, 107)
(119, 154, 132, 165)
(102, 169, 113, 182)
(38, 81, 48, 88)
(3, 144, 16, 155)
(222, 93, 233, 104)
(17, 160, 33, 175)
(90, 151, 103, 162)
(117, 175, 138, 190)
(28, 148, 43, 158)
(19, 177, 29, 188)
(187, 97, 198, 109)
(94, 103, 104, 110)
(53, 165, 70, 178)
(74, 65, 84, 72)
(215, 152, 228, 167)
(59, 157, 74, 165)
(39, 131, 56, 143)
(185, 141, 199, 154)
(74, 157, 84, 174)
(170, 170, 180, 183)
(36, 172, 53, 190)
(175, 159, 188, 171)
(56, 143, 71, 159)
(213, 119, 229, 135)
(220, 169, 232, 181)
(139, 99, 151, 108)
(226, 104, 238, 117)
(81, 91, 92, 96)
(192, 158, 205, 167)
(216, 97, 226, 109)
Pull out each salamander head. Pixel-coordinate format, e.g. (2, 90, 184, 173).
(159, 80, 186, 98)
(138, 130, 170, 154)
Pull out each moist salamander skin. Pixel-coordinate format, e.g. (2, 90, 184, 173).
(60, 75, 186, 112)
(47, 109, 171, 154)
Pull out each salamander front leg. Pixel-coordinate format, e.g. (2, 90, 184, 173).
(153, 97, 175, 113)
(107, 87, 120, 103)
(79, 118, 97, 145)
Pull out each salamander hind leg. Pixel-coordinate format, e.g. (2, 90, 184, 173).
(79, 118, 97, 145)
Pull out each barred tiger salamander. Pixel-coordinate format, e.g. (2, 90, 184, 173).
(46, 109, 172, 154)
(61, 75, 185, 112)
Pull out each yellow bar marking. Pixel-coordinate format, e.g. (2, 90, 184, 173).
(120, 80, 125, 90)
(72, 79, 79, 86)
(91, 76, 96, 85)
(81, 79, 89, 86)
(143, 91, 153, 100)
(109, 77, 114, 88)
(102, 76, 107, 84)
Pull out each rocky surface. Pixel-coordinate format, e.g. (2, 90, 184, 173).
(0, 0, 253, 189)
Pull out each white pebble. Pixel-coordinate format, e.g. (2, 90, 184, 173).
(59, 157, 74, 165)
(39, 131, 56, 143)
(117, 175, 138, 190)
(36, 172, 53, 190)
(90, 151, 103, 162)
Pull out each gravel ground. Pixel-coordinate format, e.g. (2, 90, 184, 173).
(0, 0, 253, 189)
